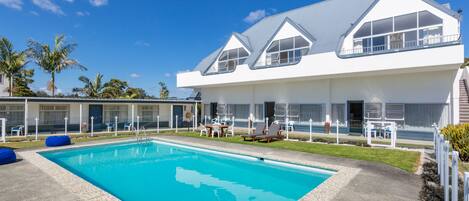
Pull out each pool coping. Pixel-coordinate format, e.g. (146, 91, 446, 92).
(18, 137, 361, 201)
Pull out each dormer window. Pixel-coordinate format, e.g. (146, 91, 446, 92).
(266, 36, 309, 66)
(217, 48, 249, 73)
(352, 10, 443, 53)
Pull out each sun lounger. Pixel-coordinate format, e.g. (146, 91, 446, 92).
(241, 123, 265, 141)
(255, 123, 282, 143)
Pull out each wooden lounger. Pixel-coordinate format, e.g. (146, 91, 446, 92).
(241, 123, 265, 141)
(255, 123, 283, 143)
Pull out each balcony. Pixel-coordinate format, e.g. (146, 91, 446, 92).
(339, 34, 461, 58)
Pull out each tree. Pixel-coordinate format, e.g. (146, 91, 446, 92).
(72, 73, 105, 97)
(0, 37, 29, 96)
(102, 79, 128, 98)
(158, 81, 169, 99)
(28, 35, 87, 96)
(462, 58, 469, 68)
(35, 90, 49, 97)
(12, 69, 35, 97)
(124, 87, 146, 99)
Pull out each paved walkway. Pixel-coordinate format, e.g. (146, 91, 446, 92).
(0, 136, 422, 201)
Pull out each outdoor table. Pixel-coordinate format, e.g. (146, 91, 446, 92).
(205, 124, 229, 137)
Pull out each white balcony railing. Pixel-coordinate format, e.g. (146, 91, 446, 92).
(340, 34, 461, 57)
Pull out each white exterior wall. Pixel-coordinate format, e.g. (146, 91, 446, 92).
(0, 75, 10, 97)
(341, 0, 460, 50)
(201, 69, 458, 123)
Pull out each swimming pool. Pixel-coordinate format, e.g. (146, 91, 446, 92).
(41, 141, 333, 201)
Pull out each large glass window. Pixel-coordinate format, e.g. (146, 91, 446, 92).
(203, 104, 210, 118)
(274, 103, 286, 122)
(103, 105, 128, 123)
(352, 11, 443, 53)
(266, 36, 309, 66)
(331, 104, 345, 124)
(39, 105, 69, 125)
(138, 105, 159, 122)
(254, 104, 264, 121)
(404, 104, 448, 129)
(217, 48, 249, 73)
(288, 104, 324, 125)
(365, 103, 382, 120)
(0, 105, 24, 126)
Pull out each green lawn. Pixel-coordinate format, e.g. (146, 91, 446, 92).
(165, 132, 421, 173)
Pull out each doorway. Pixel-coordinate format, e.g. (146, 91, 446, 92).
(210, 102, 217, 118)
(347, 101, 364, 133)
(89, 105, 103, 125)
(172, 105, 183, 128)
(264, 102, 275, 125)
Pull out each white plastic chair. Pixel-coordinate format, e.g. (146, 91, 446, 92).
(287, 121, 295, 132)
(11, 125, 24, 136)
(199, 123, 208, 136)
(226, 124, 235, 137)
(211, 125, 221, 138)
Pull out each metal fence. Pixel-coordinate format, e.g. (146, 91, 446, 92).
(433, 124, 465, 201)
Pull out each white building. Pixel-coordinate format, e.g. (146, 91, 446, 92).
(0, 74, 9, 96)
(177, 0, 464, 140)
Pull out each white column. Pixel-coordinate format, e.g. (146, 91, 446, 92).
(91, 116, 94, 137)
(114, 116, 118, 136)
(1, 118, 6, 143)
(131, 104, 135, 129)
(157, 115, 160, 133)
(136, 116, 140, 135)
(195, 102, 198, 128)
(79, 104, 83, 134)
(24, 99, 28, 136)
(35, 117, 38, 141)
(170, 104, 174, 129)
(64, 117, 68, 135)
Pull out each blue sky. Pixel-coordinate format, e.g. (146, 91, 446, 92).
(0, 0, 467, 98)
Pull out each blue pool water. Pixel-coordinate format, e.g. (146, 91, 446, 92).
(41, 141, 332, 201)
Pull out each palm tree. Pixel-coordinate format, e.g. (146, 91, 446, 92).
(462, 58, 469, 68)
(0, 38, 28, 96)
(102, 79, 129, 98)
(72, 73, 105, 97)
(28, 35, 87, 96)
(158, 81, 169, 99)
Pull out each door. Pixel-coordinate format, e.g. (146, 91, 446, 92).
(89, 105, 103, 125)
(347, 101, 364, 133)
(264, 102, 275, 125)
(210, 102, 217, 118)
(173, 105, 183, 128)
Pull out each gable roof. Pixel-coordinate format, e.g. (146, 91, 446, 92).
(192, 0, 460, 73)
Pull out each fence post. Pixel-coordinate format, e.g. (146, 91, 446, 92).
(366, 122, 371, 145)
(136, 116, 140, 136)
(175, 115, 178, 133)
(444, 141, 450, 201)
(464, 172, 469, 201)
(64, 117, 68, 135)
(157, 115, 160, 134)
(266, 117, 269, 131)
(114, 116, 118, 136)
(204, 115, 207, 125)
(286, 117, 289, 140)
(192, 114, 195, 132)
(309, 119, 313, 142)
(440, 135, 445, 182)
(336, 120, 339, 144)
(91, 116, 94, 137)
(452, 151, 459, 201)
(35, 117, 38, 141)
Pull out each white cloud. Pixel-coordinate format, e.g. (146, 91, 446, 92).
(130, 73, 140, 78)
(134, 40, 150, 47)
(30, 10, 39, 15)
(0, 0, 23, 10)
(243, 9, 267, 24)
(89, 0, 107, 7)
(32, 0, 65, 15)
(164, 73, 171, 77)
(76, 11, 90, 16)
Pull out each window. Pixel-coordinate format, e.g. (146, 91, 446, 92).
(365, 103, 382, 120)
(266, 36, 309, 66)
(274, 103, 286, 122)
(354, 22, 371, 38)
(331, 104, 345, 123)
(372, 18, 393, 35)
(39, 105, 69, 125)
(394, 13, 417, 31)
(231, 104, 249, 120)
(217, 48, 249, 73)
(203, 104, 210, 118)
(0, 105, 24, 126)
(419, 11, 443, 27)
(103, 105, 128, 123)
(288, 104, 324, 124)
(138, 105, 159, 122)
(254, 104, 264, 121)
(385, 103, 404, 127)
(216, 104, 228, 118)
(419, 26, 443, 45)
(352, 11, 443, 53)
(404, 104, 448, 128)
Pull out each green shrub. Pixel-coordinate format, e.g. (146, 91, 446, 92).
(441, 124, 469, 161)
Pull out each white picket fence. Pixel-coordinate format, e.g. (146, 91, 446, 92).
(433, 124, 467, 201)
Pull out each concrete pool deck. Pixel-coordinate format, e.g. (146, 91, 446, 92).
(0, 136, 421, 201)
